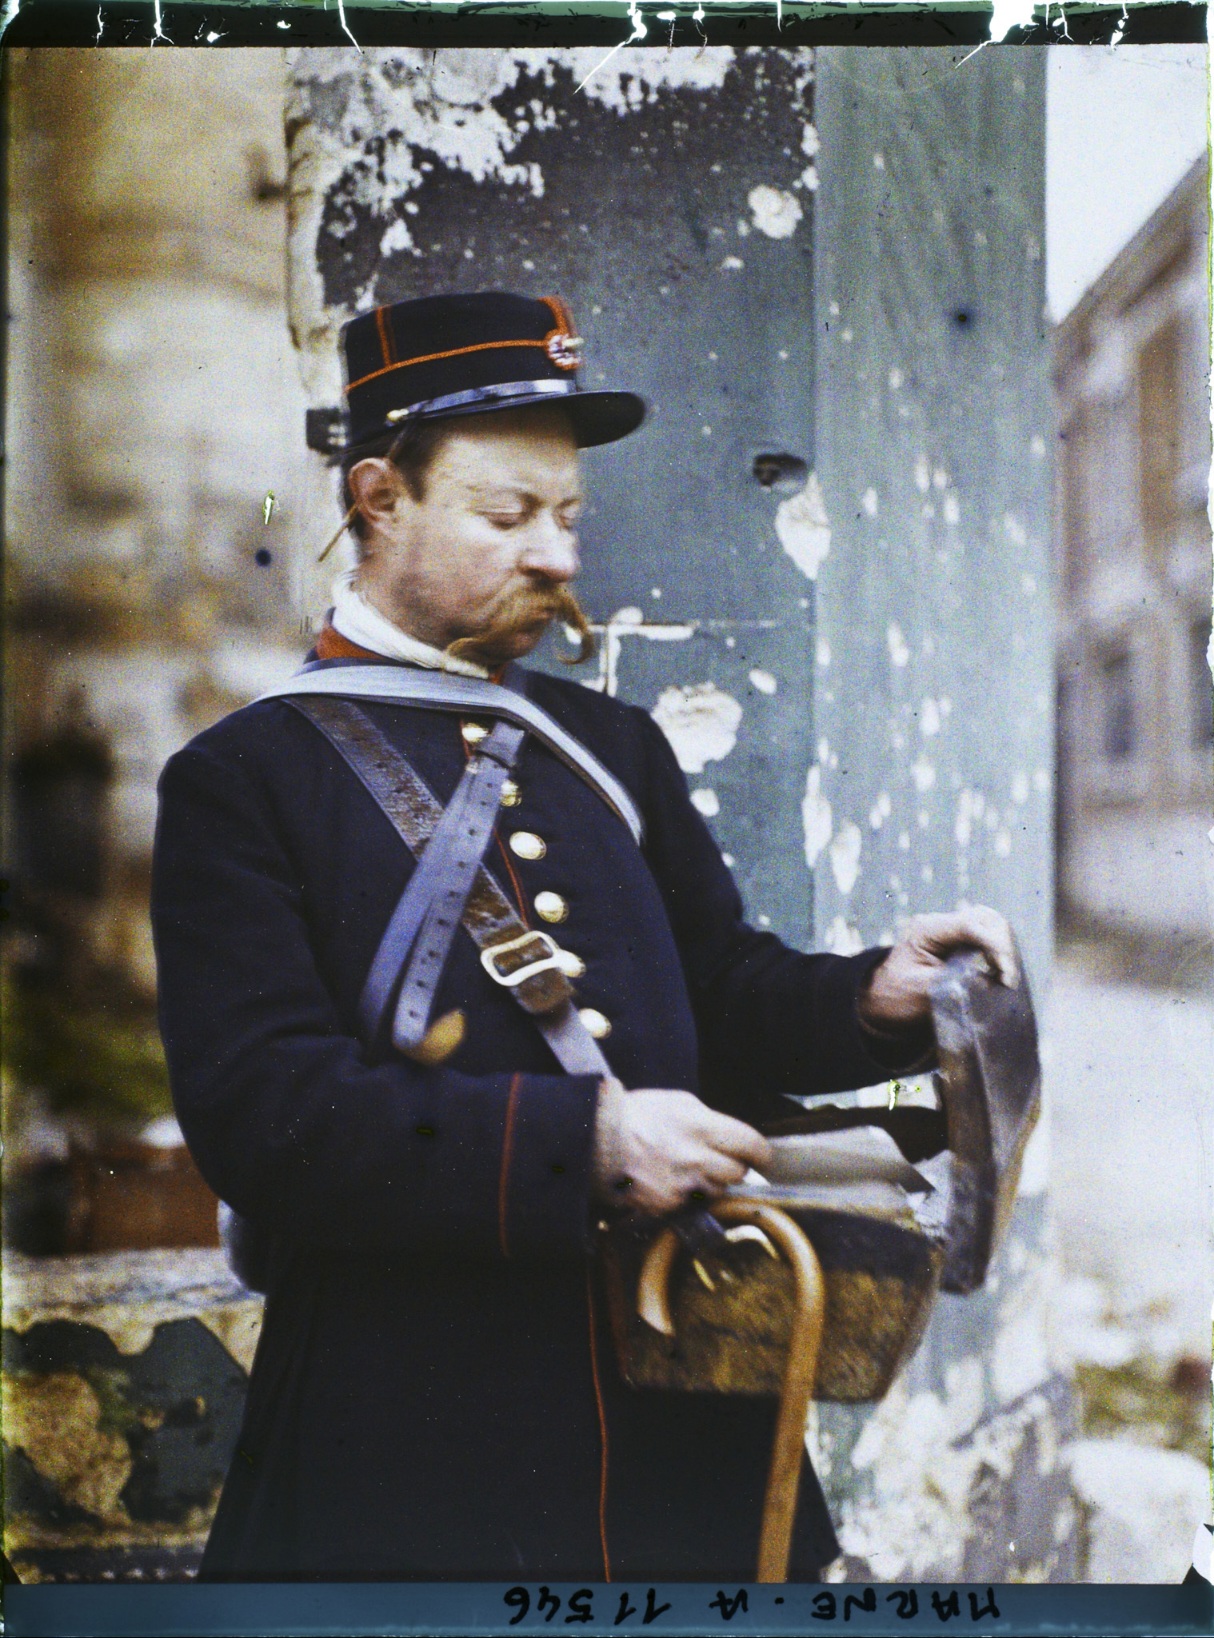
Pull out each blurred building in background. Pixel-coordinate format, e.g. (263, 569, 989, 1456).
(2, 50, 319, 1582)
(1045, 150, 1211, 1581)
(4, 51, 313, 1252)
(1053, 154, 1212, 973)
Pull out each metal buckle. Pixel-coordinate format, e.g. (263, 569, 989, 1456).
(480, 930, 564, 988)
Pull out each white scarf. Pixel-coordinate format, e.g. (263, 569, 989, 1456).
(329, 570, 490, 679)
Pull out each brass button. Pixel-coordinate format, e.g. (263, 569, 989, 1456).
(555, 948, 586, 979)
(534, 891, 568, 924)
(500, 779, 521, 807)
(509, 831, 546, 861)
(578, 1007, 612, 1040)
(461, 721, 489, 745)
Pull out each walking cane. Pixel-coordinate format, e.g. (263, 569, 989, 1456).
(636, 1199, 827, 1583)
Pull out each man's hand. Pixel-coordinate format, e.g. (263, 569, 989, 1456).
(592, 1081, 772, 1217)
(858, 905, 1018, 1030)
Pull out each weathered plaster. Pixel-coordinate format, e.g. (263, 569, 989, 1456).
(822, 914, 865, 956)
(828, 820, 863, 895)
(650, 681, 743, 775)
(886, 621, 910, 668)
(4, 1371, 133, 1524)
(775, 473, 831, 581)
(805, 47, 1070, 1584)
(834, 1363, 1071, 1582)
(284, 46, 784, 402)
(594, 610, 695, 699)
(801, 764, 833, 869)
(3, 1250, 262, 1363)
(3, 1251, 257, 1572)
(1066, 1439, 1209, 1582)
(748, 183, 803, 240)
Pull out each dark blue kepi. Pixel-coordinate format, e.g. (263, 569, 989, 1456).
(330, 290, 646, 456)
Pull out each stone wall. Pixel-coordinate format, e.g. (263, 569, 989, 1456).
(3, 1251, 261, 1582)
(6, 50, 314, 1010)
(4, 51, 319, 1239)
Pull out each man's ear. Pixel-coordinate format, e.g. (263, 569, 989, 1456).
(347, 457, 407, 534)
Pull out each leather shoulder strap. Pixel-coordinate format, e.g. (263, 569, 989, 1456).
(257, 664, 645, 846)
(219, 698, 611, 1297)
(290, 696, 612, 1080)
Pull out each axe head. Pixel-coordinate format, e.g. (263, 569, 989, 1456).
(929, 941, 1041, 1294)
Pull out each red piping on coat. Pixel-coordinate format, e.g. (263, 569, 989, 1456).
(586, 1273, 612, 1582)
(497, 1072, 523, 1259)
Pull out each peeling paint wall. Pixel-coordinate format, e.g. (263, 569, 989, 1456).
(811, 49, 1072, 1582)
(812, 49, 1053, 991)
(282, 46, 1073, 1582)
(286, 46, 823, 947)
(3, 1252, 260, 1582)
(286, 48, 807, 397)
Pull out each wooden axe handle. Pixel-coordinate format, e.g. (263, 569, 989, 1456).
(635, 1199, 827, 1582)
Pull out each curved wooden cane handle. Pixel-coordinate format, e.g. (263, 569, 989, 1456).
(636, 1200, 827, 1584)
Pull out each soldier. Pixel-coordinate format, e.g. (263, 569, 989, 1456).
(151, 291, 1017, 1582)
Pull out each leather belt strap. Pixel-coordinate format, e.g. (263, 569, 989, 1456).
(258, 663, 645, 846)
(364, 717, 526, 1055)
(289, 697, 613, 1078)
(530, 1000, 615, 1077)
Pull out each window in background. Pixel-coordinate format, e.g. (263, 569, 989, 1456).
(1060, 409, 1092, 599)
(1100, 645, 1135, 762)
(1190, 619, 1213, 750)
(1138, 314, 1186, 550)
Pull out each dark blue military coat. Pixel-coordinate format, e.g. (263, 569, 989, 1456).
(151, 655, 918, 1582)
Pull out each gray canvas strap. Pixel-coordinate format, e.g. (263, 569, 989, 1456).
(289, 697, 612, 1079)
(258, 664, 644, 846)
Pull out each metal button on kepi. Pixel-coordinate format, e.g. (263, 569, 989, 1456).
(555, 948, 586, 979)
(500, 779, 521, 807)
(578, 1008, 611, 1040)
(461, 721, 489, 745)
(509, 831, 546, 861)
(534, 891, 568, 924)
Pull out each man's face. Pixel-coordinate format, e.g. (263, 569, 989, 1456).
(352, 407, 584, 666)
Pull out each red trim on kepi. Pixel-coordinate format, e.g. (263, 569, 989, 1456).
(335, 291, 646, 457)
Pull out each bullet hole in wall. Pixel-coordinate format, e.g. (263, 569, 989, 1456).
(752, 452, 809, 491)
